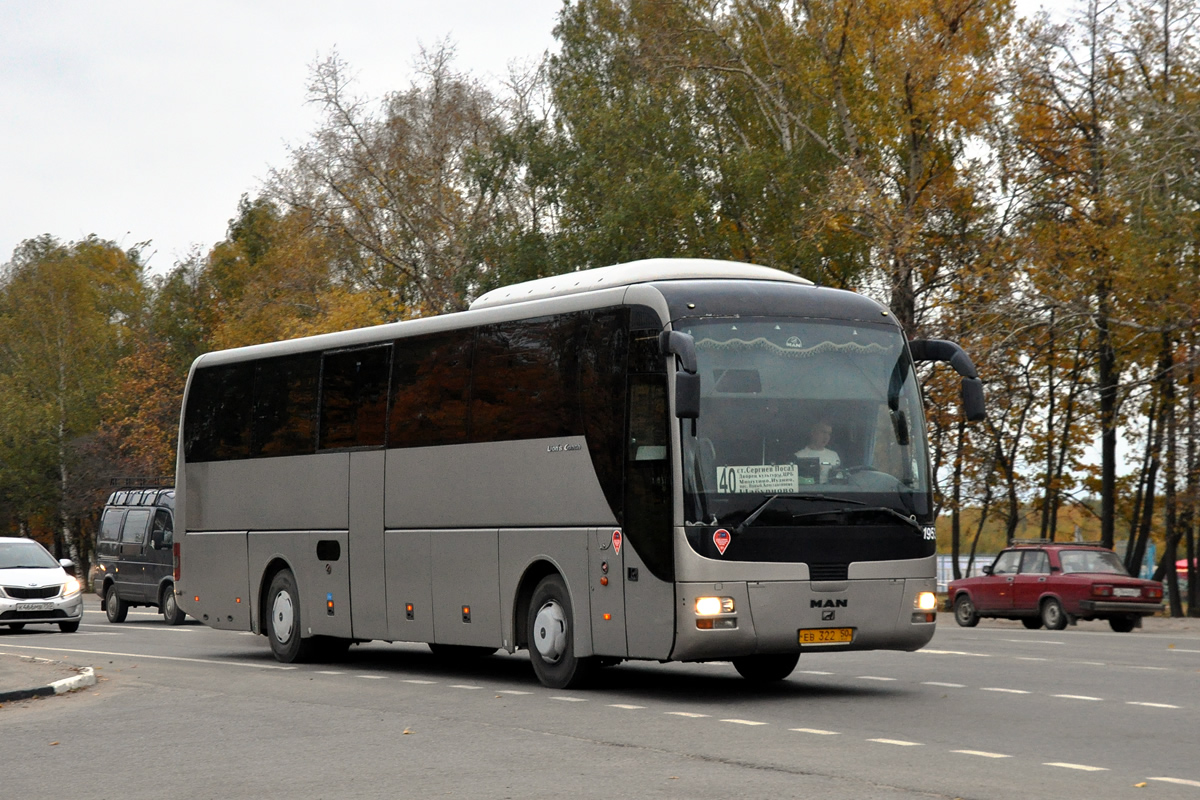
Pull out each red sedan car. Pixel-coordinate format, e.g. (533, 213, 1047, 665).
(948, 542, 1163, 632)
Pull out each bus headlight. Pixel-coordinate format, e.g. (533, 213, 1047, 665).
(695, 597, 735, 615)
(915, 592, 937, 612)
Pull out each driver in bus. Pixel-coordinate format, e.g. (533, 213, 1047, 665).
(794, 418, 841, 482)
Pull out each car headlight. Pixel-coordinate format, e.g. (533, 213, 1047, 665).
(62, 577, 82, 597)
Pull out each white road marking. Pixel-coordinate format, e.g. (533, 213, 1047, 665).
(1127, 701, 1180, 709)
(316, 670, 344, 675)
(923, 681, 965, 688)
(608, 704, 645, 709)
(551, 696, 587, 702)
(1052, 694, 1102, 701)
(1003, 639, 1063, 645)
(790, 728, 840, 735)
(796, 670, 835, 675)
(1072, 661, 1106, 666)
(857, 676, 897, 681)
(358, 675, 385, 680)
(496, 690, 531, 695)
(450, 684, 481, 689)
(920, 649, 990, 657)
(1044, 762, 1108, 771)
(401, 679, 436, 685)
(1149, 777, 1200, 787)
(981, 688, 1030, 694)
(666, 712, 710, 718)
(1014, 657, 1048, 662)
(1168, 648, 1200, 654)
(952, 750, 1011, 758)
(721, 718, 768, 726)
(0, 643, 296, 670)
(868, 738, 922, 746)
(1130, 666, 1169, 671)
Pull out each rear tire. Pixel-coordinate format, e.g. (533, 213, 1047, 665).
(527, 574, 595, 689)
(732, 653, 800, 682)
(7, 623, 25, 631)
(1041, 598, 1068, 630)
(161, 585, 186, 625)
(105, 585, 128, 623)
(266, 569, 319, 663)
(59, 620, 79, 633)
(953, 594, 980, 627)
(1021, 617, 1043, 630)
(1108, 615, 1137, 633)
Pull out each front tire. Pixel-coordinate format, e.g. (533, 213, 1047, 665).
(266, 569, 319, 663)
(527, 574, 595, 689)
(7, 623, 25, 631)
(1021, 617, 1043, 630)
(1041, 598, 1068, 630)
(105, 585, 128, 623)
(161, 585, 186, 625)
(733, 653, 800, 682)
(59, 620, 80, 633)
(1108, 615, 1137, 633)
(954, 594, 980, 627)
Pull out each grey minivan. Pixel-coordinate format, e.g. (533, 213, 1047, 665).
(94, 487, 185, 625)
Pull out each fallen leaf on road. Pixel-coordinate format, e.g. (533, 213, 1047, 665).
(403, 728, 412, 735)
(49, 742, 59, 746)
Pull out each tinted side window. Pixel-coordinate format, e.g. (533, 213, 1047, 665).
(389, 331, 474, 448)
(581, 309, 629, 517)
(120, 509, 152, 544)
(253, 353, 320, 457)
(470, 317, 583, 443)
(184, 363, 255, 461)
(1020, 550, 1050, 574)
(319, 345, 392, 450)
(992, 551, 1021, 575)
(98, 509, 125, 542)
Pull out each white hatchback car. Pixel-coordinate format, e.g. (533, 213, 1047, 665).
(0, 537, 83, 632)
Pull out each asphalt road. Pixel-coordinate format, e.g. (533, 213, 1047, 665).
(2, 597, 1199, 799)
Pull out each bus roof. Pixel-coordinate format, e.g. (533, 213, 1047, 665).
(470, 258, 812, 310)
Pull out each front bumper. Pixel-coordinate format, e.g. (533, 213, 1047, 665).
(0, 593, 84, 626)
(1078, 600, 1162, 615)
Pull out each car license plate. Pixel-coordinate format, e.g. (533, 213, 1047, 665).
(1113, 587, 1141, 598)
(799, 627, 854, 645)
(16, 602, 53, 611)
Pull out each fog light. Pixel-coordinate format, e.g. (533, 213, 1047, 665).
(695, 596, 735, 615)
(915, 592, 937, 612)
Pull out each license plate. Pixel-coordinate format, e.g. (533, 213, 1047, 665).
(16, 602, 53, 612)
(799, 627, 854, 645)
(1113, 587, 1141, 598)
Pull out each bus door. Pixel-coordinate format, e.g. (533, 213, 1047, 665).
(349, 450, 387, 640)
(622, 373, 676, 660)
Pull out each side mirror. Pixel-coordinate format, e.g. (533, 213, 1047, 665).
(961, 377, 986, 422)
(910, 339, 987, 422)
(675, 372, 700, 419)
(150, 528, 164, 550)
(58, 558, 75, 572)
(982, 565, 993, 576)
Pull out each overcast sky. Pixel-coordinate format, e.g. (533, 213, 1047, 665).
(0, 1, 564, 273)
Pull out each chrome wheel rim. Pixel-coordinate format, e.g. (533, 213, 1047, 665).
(271, 591, 295, 644)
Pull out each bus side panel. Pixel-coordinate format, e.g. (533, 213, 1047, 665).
(622, 541, 675, 660)
(384, 530, 434, 643)
(431, 530, 501, 648)
(349, 451, 387, 640)
(586, 527, 626, 658)
(248, 531, 352, 639)
(185, 454, 349, 532)
(179, 531, 251, 631)
(498, 528, 593, 657)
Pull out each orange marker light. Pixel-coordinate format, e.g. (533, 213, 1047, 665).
(600, 576, 608, 586)
(235, 598, 241, 604)
(194, 596, 200, 602)
(603, 613, 612, 621)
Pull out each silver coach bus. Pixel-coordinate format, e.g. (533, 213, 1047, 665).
(175, 259, 985, 688)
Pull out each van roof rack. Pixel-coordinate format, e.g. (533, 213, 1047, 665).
(108, 476, 174, 487)
(1009, 537, 1109, 548)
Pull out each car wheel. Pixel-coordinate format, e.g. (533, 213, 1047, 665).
(7, 623, 25, 631)
(105, 584, 129, 623)
(161, 586, 186, 625)
(954, 594, 980, 627)
(1041, 598, 1068, 630)
(266, 569, 319, 663)
(1108, 615, 1136, 633)
(527, 573, 595, 689)
(59, 620, 80, 633)
(1021, 617, 1043, 630)
(733, 653, 800, 682)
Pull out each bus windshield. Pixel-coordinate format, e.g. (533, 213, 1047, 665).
(678, 317, 931, 527)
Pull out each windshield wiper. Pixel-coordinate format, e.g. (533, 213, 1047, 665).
(735, 494, 865, 533)
(792, 505, 923, 532)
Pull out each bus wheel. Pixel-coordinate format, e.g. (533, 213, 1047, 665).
(105, 585, 128, 623)
(161, 585, 186, 625)
(732, 653, 799, 682)
(527, 574, 595, 690)
(266, 569, 318, 663)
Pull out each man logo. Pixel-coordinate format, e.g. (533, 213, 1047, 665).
(822, 610, 836, 621)
(810, 599, 848, 608)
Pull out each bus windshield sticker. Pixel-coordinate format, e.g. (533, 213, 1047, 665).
(716, 464, 799, 494)
(713, 528, 731, 555)
(612, 529, 622, 554)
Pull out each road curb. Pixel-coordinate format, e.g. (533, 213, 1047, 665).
(0, 659, 96, 703)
